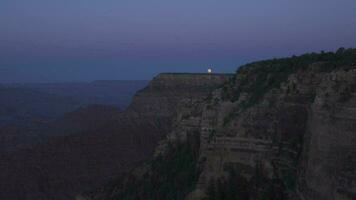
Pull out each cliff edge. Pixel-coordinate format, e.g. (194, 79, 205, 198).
(88, 48, 356, 200)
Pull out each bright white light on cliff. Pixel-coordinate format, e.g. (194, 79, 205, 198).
(207, 68, 212, 74)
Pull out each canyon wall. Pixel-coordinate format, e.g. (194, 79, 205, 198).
(299, 70, 356, 200)
(189, 67, 356, 200)
(90, 50, 356, 200)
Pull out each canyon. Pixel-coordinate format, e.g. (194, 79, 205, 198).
(86, 49, 356, 200)
(0, 73, 229, 200)
(1, 49, 355, 200)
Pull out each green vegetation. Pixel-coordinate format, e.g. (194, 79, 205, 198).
(204, 168, 249, 200)
(103, 132, 201, 200)
(223, 48, 356, 106)
(221, 48, 356, 125)
(204, 165, 292, 200)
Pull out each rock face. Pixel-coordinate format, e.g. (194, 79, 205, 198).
(90, 49, 356, 200)
(300, 70, 356, 200)
(127, 73, 231, 119)
(194, 68, 356, 200)
(195, 63, 356, 200)
(0, 73, 230, 200)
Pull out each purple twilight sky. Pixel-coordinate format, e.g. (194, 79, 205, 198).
(1, 0, 356, 82)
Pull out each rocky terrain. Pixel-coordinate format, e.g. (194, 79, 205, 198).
(0, 80, 148, 126)
(87, 48, 356, 200)
(0, 74, 229, 200)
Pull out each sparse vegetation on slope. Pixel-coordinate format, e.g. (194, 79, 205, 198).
(222, 48, 356, 105)
(94, 131, 201, 200)
(222, 48, 356, 125)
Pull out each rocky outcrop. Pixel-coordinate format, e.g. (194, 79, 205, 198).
(127, 73, 231, 120)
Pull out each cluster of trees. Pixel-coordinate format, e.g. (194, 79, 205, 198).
(204, 165, 291, 200)
(223, 48, 356, 104)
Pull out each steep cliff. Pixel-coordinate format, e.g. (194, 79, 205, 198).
(0, 73, 229, 200)
(127, 73, 232, 119)
(89, 48, 356, 200)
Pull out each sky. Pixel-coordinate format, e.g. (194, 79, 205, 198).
(1, 0, 356, 82)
